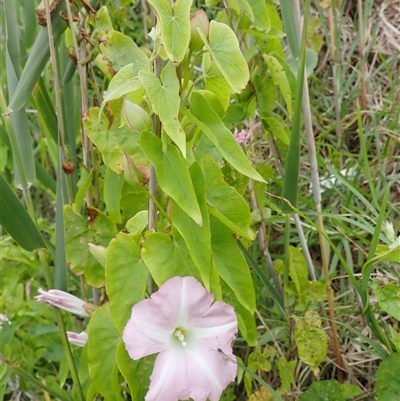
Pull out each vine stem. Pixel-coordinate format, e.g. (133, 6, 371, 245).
(147, 45, 163, 294)
(293, 0, 344, 381)
(42, 1, 85, 399)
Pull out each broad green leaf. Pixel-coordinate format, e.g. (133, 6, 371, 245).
(202, 53, 231, 111)
(87, 303, 121, 400)
(100, 64, 142, 113)
(96, 31, 149, 79)
(300, 380, 362, 401)
(210, 215, 256, 313)
(254, 75, 275, 117)
(221, 279, 256, 346)
(200, 21, 249, 93)
(76, 346, 92, 398)
(141, 232, 200, 285)
(201, 155, 255, 240)
(264, 114, 290, 145)
(95, 6, 114, 38)
(139, 63, 186, 157)
(140, 131, 202, 226)
(104, 167, 124, 223)
(116, 342, 155, 401)
(376, 353, 400, 401)
(84, 107, 145, 176)
(389, 326, 400, 352)
(263, 54, 292, 117)
(125, 211, 149, 240)
(147, 0, 192, 63)
(248, 0, 271, 32)
(287, 48, 319, 78)
(376, 243, 400, 263)
(370, 281, 400, 321)
(64, 204, 116, 288)
(106, 233, 148, 333)
(0, 174, 45, 251)
(277, 357, 296, 395)
(244, 347, 273, 395)
(74, 168, 93, 210)
(188, 92, 264, 182)
(170, 163, 214, 291)
(302, 281, 327, 303)
(294, 310, 328, 375)
(288, 246, 308, 294)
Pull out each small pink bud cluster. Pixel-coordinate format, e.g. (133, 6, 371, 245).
(233, 127, 249, 145)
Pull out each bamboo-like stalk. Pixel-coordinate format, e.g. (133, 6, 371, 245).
(43, 1, 85, 398)
(357, 0, 368, 110)
(327, 0, 344, 168)
(64, 0, 93, 207)
(292, 0, 344, 381)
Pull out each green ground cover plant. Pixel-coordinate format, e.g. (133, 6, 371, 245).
(1, 0, 399, 400)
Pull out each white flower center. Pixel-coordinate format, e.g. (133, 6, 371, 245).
(173, 328, 187, 347)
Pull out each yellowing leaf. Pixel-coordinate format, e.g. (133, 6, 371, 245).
(200, 21, 249, 93)
(147, 0, 192, 62)
(139, 62, 186, 157)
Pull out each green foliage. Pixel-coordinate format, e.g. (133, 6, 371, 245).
(294, 310, 328, 376)
(376, 353, 400, 401)
(2, 0, 398, 399)
(87, 303, 121, 400)
(300, 380, 362, 401)
(106, 233, 148, 333)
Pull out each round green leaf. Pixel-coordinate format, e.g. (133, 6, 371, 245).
(376, 353, 400, 401)
(87, 303, 120, 400)
(106, 233, 148, 333)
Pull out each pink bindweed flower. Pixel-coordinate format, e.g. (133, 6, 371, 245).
(35, 288, 92, 317)
(233, 127, 249, 145)
(67, 331, 88, 347)
(122, 276, 238, 401)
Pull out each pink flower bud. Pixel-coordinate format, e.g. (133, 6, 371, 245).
(67, 331, 88, 347)
(189, 10, 210, 52)
(233, 127, 249, 145)
(35, 288, 91, 317)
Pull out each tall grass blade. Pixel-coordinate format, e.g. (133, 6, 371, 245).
(238, 240, 286, 316)
(4, 0, 20, 78)
(54, 149, 68, 291)
(5, 52, 36, 188)
(0, 354, 72, 401)
(279, 0, 299, 58)
(8, 2, 67, 112)
(281, 1, 310, 211)
(0, 174, 46, 251)
(34, 77, 59, 144)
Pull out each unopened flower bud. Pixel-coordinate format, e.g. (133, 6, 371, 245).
(122, 99, 152, 133)
(67, 331, 88, 347)
(88, 243, 107, 267)
(189, 10, 209, 52)
(35, 288, 93, 317)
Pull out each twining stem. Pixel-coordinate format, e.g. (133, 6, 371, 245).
(293, 0, 344, 380)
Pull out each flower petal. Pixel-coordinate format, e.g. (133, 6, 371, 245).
(123, 276, 215, 360)
(146, 343, 236, 401)
(191, 300, 238, 349)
